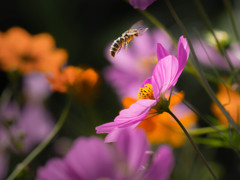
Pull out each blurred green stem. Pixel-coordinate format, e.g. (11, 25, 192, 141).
(166, 109, 218, 180)
(138, 7, 221, 85)
(6, 98, 71, 180)
(188, 125, 227, 136)
(79, 103, 102, 135)
(164, 0, 240, 136)
(223, 0, 240, 42)
(193, 0, 240, 85)
(184, 65, 220, 84)
(137, 10, 177, 45)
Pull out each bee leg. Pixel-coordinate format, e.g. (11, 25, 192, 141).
(116, 45, 122, 54)
(125, 42, 129, 51)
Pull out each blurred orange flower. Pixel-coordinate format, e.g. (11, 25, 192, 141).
(122, 92, 198, 147)
(0, 27, 67, 74)
(47, 65, 99, 102)
(211, 84, 240, 125)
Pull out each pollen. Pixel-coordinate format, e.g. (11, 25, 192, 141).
(137, 84, 154, 100)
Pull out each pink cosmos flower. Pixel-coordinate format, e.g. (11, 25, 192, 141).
(129, 0, 156, 10)
(96, 36, 190, 142)
(104, 29, 175, 99)
(193, 39, 240, 70)
(36, 128, 174, 180)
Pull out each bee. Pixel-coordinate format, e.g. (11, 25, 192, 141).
(110, 20, 148, 57)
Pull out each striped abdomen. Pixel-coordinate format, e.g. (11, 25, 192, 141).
(110, 37, 125, 57)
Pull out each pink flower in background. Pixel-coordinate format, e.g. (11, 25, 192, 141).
(193, 38, 240, 70)
(129, 0, 156, 10)
(23, 72, 52, 103)
(36, 128, 174, 180)
(0, 72, 54, 179)
(19, 72, 55, 151)
(104, 29, 175, 99)
(97, 36, 189, 142)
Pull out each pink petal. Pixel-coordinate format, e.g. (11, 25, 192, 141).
(128, 0, 156, 10)
(177, 36, 190, 62)
(96, 99, 156, 142)
(144, 145, 174, 180)
(65, 138, 115, 179)
(115, 128, 149, 173)
(36, 158, 73, 180)
(96, 121, 118, 134)
(104, 123, 140, 143)
(151, 55, 179, 100)
(173, 36, 189, 86)
(193, 39, 231, 70)
(115, 99, 157, 127)
(139, 77, 152, 88)
(157, 43, 169, 61)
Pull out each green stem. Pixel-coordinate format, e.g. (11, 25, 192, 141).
(164, 0, 240, 136)
(137, 10, 177, 45)
(6, 99, 71, 180)
(167, 109, 218, 180)
(188, 125, 227, 136)
(138, 10, 168, 30)
(138, 6, 220, 85)
(193, 0, 234, 71)
(193, 0, 240, 87)
(223, 0, 240, 42)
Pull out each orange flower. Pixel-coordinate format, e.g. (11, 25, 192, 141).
(122, 92, 198, 147)
(47, 66, 99, 102)
(0, 27, 67, 74)
(211, 84, 240, 125)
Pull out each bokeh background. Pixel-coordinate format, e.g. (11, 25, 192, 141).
(1, 0, 240, 179)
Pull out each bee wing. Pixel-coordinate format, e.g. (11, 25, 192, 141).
(130, 20, 144, 29)
(128, 20, 148, 36)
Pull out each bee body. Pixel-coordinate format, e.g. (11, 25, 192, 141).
(110, 36, 125, 57)
(110, 21, 148, 57)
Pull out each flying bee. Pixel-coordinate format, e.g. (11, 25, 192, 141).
(110, 20, 148, 57)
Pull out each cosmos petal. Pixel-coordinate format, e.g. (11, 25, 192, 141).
(129, 0, 156, 10)
(115, 128, 149, 173)
(96, 121, 118, 134)
(115, 99, 157, 127)
(177, 36, 190, 63)
(152, 55, 179, 100)
(104, 123, 140, 143)
(144, 145, 174, 180)
(96, 98, 157, 143)
(173, 36, 189, 86)
(140, 77, 152, 88)
(65, 138, 115, 179)
(36, 158, 73, 180)
(157, 43, 169, 60)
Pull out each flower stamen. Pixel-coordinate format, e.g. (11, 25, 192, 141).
(137, 84, 154, 100)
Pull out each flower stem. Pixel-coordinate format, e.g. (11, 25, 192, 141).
(188, 125, 227, 136)
(6, 98, 71, 180)
(223, 0, 240, 42)
(166, 109, 218, 180)
(193, 0, 234, 71)
(137, 10, 177, 46)
(164, 0, 240, 136)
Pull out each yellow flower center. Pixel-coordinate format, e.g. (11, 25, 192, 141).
(137, 84, 154, 100)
